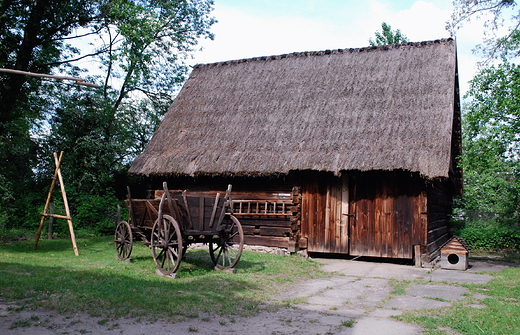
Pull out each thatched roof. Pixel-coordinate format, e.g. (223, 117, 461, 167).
(130, 38, 460, 179)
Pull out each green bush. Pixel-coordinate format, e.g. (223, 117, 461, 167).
(0, 228, 30, 244)
(1, 191, 45, 232)
(457, 220, 520, 251)
(71, 193, 122, 236)
(44, 193, 122, 238)
(0, 188, 125, 239)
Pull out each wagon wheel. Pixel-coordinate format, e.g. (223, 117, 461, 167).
(114, 220, 133, 260)
(209, 215, 244, 269)
(151, 214, 183, 276)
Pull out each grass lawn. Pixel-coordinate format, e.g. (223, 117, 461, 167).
(396, 260, 520, 335)
(0, 236, 325, 321)
(1, 236, 519, 334)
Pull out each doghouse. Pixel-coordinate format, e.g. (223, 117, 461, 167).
(440, 236, 470, 270)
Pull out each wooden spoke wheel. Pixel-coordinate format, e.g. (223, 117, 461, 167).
(151, 215, 183, 276)
(209, 215, 244, 269)
(115, 221, 133, 260)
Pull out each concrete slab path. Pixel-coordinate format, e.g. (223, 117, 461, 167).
(273, 257, 504, 334)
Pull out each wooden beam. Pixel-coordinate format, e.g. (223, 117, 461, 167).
(40, 213, 71, 220)
(53, 152, 79, 256)
(0, 68, 100, 88)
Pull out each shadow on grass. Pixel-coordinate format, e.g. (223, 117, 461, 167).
(183, 249, 267, 272)
(0, 239, 270, 320)
(3, 238, 273, 271)
(3, 238, 78, 253)
(1, 236, 325, 323)
(0, 260, 263, 320)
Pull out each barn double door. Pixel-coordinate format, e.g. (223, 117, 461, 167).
(301, 174, 350, 254)
(301, 172, 427, 259)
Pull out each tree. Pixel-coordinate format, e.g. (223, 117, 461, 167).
(445, 2, 520, 250)
(448, 1, 520, 228)
(449, 0, 520, 60)
(0, 0, 96, 215)
(0, 0, 215, 231)
(462, 62, 520, 225)
(368, 22, 410, 46)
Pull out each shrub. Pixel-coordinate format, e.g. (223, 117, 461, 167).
(72, 193, 122, 236)
(458, 220, 520, 251)
(46, 193, 122, 237)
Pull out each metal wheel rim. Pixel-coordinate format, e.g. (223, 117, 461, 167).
(115, 221, 133, 260)
(151, 215, 183, 275)
(209, 215, 244, 269)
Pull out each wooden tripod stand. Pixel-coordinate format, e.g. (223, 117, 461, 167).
(34, 151, 79, 256)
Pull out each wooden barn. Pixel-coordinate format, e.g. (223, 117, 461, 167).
(129, 38, 462, 266)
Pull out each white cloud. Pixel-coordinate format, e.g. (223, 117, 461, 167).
(189, 0, 490, 95)
(192, 6, 351, 65)
(193, 1, 457, 65)
(396, 1, 452, 41)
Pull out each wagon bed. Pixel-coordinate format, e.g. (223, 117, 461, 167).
(114, 183, 244, 277)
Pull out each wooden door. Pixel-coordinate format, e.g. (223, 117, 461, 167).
(349, 172, 426, 259)
(301, 173, 349, 253)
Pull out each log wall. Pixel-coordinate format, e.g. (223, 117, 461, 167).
(228, 188, 301, 250)
(425, 179, 453, 262)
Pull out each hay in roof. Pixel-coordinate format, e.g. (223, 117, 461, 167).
(129, 39, 460, 179)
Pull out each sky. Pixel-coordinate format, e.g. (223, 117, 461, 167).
(187, 0, 497, 96)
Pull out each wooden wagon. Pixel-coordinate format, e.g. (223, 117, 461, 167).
(114, 182, 244, 276)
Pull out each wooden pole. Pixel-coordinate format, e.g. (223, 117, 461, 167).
(48, 203, 54, 240)
(0, 68, 100, 88)
(116, 204, 121, 225)
(53, 152, 79, 256)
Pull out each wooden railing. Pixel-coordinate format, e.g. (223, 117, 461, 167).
(231, 200, 293, 217)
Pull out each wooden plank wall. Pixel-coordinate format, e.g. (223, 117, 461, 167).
(139, 171, 452, 260)
(301, 177, 325, 253)
(349, 172, 427, 259)
(181, 196, 225, 234)
(301, 174, 349, 254)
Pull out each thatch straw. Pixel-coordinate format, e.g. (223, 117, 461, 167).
(129, 39, 461, 179)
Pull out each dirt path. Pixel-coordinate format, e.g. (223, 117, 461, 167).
(0, 259, 509, 335)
